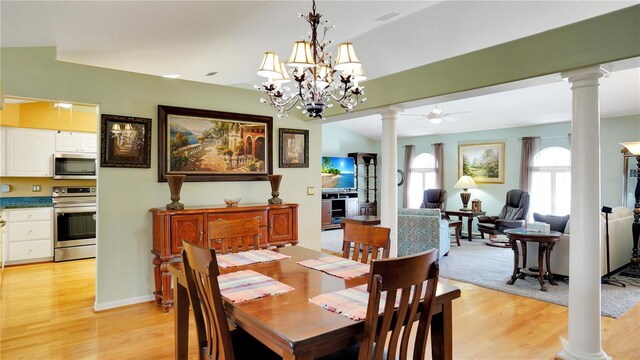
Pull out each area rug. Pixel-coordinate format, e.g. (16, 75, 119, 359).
(439, 240, 640, 318)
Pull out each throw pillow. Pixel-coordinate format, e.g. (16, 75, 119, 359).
(533, 213, 570, 232)
(564, 219, 570, 234)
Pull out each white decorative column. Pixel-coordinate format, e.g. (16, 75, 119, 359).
(557, 66, 610, 360)
(379, 107, 402, 257)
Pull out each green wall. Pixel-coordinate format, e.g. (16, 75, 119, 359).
(1, 47, 322, 308)
(393, 116, 639, 222)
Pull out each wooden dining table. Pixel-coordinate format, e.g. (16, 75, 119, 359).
(168, 246, 461, 360)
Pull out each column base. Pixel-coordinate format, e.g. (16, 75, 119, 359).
(557, 344, 610, 360)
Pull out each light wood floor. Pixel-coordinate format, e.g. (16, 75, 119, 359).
(1, 259, 638, 359)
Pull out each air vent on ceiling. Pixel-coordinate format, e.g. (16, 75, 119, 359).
(206, 72, 218, 77)
(375, 12, 399, 22)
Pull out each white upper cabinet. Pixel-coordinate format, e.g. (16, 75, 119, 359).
(0, 127, 6, 177)
(6, 128, 55, 177)
(55, 131, 97, 153)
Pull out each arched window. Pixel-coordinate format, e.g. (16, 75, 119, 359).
(408, 153, 436, 208)
(530, 146, 571, 216)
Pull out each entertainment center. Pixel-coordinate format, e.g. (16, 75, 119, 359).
(320, 153, 378, 230)
(321, 191, 359, 230)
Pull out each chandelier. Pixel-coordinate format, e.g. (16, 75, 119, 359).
(256, 0, 366, 119)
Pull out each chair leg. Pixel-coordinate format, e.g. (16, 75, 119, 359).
(480, 231, 485, 239)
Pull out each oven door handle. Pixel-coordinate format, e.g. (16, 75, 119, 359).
(55, 208, 97, 214)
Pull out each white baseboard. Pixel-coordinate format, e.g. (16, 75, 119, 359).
(93, 294, 156, 312)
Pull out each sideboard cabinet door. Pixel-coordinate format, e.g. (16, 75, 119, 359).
(269, 208, 294, 243)
(170, 214, 204, 254)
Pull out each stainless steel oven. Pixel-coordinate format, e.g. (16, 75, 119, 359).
(53, 186, 97, 262)
(53, 153, 97, 179)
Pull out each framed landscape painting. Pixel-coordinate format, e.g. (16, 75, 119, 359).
(158, 105, 273, 182)
(458, 142, 505, 183)
(100, 114, 151, 168)
(279, 128, 309, 168)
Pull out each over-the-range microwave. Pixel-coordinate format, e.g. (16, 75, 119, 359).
(53, 153, 97, 179)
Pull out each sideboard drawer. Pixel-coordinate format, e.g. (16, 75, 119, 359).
(207, 210, 268, 227)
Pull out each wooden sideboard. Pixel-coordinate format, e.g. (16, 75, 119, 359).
(150, 203, 299, 311)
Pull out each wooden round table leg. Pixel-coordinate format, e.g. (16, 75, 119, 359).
(546, 243, 558, 285)
(507, 238, 520, 285)
(538, 243, 548, 292)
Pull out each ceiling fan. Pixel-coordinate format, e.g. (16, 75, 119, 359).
(405, 105, 472, 124)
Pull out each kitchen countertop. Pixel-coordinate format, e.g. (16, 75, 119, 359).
(0, 196, 53, 210)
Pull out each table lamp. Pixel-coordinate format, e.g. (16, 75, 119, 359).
(454, 175, 477, 210)
(620, 141, 640, 278)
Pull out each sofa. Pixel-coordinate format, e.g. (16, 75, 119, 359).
(397, 208, 450, 259)
(525, 207, 634, 277)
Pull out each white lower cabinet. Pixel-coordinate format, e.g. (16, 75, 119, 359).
(4, 208, 53, 264)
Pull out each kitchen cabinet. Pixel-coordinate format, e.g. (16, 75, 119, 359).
(55, 131, 97, 153)
(150, 203, 298, 311)
(2, 208, 53, 265)
(0, 127, 6, 177)
(5, 128, 55, 177)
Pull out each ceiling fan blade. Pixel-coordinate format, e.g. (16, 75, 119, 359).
(445, 116, 459, 122)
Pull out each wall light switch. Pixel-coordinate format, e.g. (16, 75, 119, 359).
(307, 186, 315, 196)
(32, 185, 41, 192)
(1, 184, 10, 193)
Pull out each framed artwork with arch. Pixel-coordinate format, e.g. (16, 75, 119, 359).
(158, 105, 273, 182)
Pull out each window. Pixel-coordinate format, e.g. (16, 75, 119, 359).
(530, 146, 571, 216)
(408, 153, 436, 208)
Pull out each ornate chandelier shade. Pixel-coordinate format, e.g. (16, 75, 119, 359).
(256, 0, 367, 119)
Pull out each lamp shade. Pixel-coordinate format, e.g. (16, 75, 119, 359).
(257, 52, 282, 78)
(454, 175, 477, 190)
(335, 42, 361, 71)
(314, 64, 332, 88)
(272, 62, 291, 84)
(288, 41, 315, 68)
(352, 64, 367, 81)
(621, 141, 640, 155)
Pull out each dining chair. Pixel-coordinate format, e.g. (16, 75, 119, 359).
(181, 240, 280, 360)
(360, 249, 439, 360)
(342, 222, 391, 263)
(208, 218, 261, 254)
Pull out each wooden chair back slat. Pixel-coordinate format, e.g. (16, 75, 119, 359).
(209, 218, 261, 254)
(342, 223, 390, 263)
(358, 249, 440, 360)
(182, 240, 235, 360)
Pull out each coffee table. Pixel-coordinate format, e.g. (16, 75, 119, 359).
(504, 228, 563, 291)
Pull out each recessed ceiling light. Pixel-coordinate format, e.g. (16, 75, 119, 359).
(162, 74, 181, 79)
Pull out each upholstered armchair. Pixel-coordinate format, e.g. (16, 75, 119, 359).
(477, 189, 530, 244)
(420, 189, 448, 212)
(397, 208, 450, 259)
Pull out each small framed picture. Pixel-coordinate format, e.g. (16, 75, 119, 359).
(279, 128, 309, 168)
(100, 114, 151, 168)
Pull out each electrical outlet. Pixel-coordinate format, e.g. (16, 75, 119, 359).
(1, 184, 10, 193)
(32, 185, 41, 192)
(307, 186, 315, 196)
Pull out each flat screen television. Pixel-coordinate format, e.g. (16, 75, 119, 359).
(321, 156, 355, 190)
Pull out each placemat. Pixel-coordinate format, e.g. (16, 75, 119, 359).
(218, 270, 294, 303)
(297, 255, 370, 279)
(309, 284, 374, 321)
(310, 284, 428, 321)
(217, 249, 290, 268)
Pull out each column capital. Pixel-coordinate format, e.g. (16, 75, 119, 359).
(561, 66, 609, 84)
(378, 106, 404, 120)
